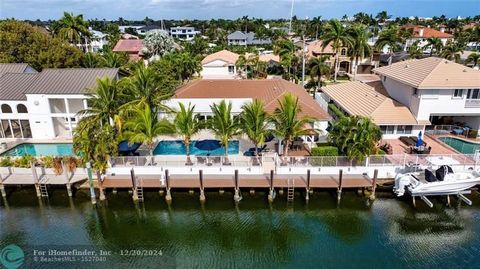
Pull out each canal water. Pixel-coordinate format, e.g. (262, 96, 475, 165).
(1, 189, 480, 269)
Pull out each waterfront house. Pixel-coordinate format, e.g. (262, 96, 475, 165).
(200, 50, 240, 79)
(170, 26, 200, 41)
(166, 79, 330, 136)
(112, 39, 144, 61)
(0, 65, 119, 139)
(87, 28, 108, 52)
(118, 25, 145, 33)
(137, 25, 163, 35)
(319, 57, 480, 138)
(227, 31, 271, 46)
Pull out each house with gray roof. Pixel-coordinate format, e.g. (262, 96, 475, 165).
(227, 31, 271, 46)
(0, 63, 37, 77)
(0, 67, 119, 139)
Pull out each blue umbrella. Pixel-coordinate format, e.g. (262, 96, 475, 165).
(416, 131, 423, 147)
(194, 140, 222, 154)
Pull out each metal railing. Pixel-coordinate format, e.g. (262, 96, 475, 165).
(110, 155, 262, 168)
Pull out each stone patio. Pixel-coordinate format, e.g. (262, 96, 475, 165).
(382, 135, 459, 155)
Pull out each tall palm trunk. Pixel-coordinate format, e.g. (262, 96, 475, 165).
(334, 52, 339, 82)
(224, 141, 230, 164)
(185, 141, 192, 164)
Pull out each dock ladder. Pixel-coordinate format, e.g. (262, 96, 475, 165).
(287, 178, 294, 201)
(136, 177, 144, 202)
(39, 178, 48, 197)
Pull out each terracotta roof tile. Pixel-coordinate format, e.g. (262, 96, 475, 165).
(174, 79, 329, 120)
(113, 39, 144, 53)
(201, 50, 240, 65)
(402, 26, 453, 38)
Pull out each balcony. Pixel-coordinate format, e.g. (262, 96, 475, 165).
(465, 99, 480, 108)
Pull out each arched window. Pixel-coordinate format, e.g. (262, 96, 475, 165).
(17, 104, 28, 113)
(340, 48, 347, 56)
(1, 104, 12, 113)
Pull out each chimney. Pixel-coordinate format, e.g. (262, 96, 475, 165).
(418, 27, 424, 37)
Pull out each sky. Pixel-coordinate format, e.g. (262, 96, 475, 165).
(0, 0, 478, 20)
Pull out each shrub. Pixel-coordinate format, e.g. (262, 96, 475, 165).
(0, 157, 13, 167)
(310, 146, 339, 166)
(377, 149, 386, 155)
(39, 156, 54, 168)
(468, 130, 478, 139)
(328, 103, 346, 119)
(13, 155, 36, 168)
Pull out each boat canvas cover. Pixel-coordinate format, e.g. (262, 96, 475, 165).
(436, 165, 453, 181)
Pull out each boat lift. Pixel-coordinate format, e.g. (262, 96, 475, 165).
(411, 190, 473, 208)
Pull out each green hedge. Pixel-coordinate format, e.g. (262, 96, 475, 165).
(310, 146, 339, 166)
(468, 130, 478, 139)
(328, 103, 346, 119)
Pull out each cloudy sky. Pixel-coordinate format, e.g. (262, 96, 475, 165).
(0, 0, 478, 20)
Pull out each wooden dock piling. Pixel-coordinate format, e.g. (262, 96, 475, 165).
(199, 170, 205, 201)
(306, 169, 311, 201)
(268, 170, 275, 202)
(234, 169, 241, 202)
(63, 160, 72, 197)
(31, 161, 41, 198)
(370, 169, 378, 200)
(131, 168, 138, 201)
(86, 162, 96, 205)
(337, 169, 343, 204)
(165, 169, 172, 202)
(0, 174, 5, 198)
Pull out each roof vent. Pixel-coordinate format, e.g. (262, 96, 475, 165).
(463, 69, 467, 72)
(405, 64, 409, 68)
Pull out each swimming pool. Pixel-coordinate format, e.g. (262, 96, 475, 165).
(153, 140, 239, 155)
(438, 137, 480, 154)
(1, 143, 74, 157)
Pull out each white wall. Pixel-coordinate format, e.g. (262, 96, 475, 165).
(201, 59, 237, 79)
(382, 76, 416, 108)
(380, 125, 425, 139)
(416, 89, 480, 121)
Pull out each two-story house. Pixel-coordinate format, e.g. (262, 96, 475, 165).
(319, 57, 480, 138)
(0, 64, 119, 139)
(169, 26, 200, 41)
(227, 31, 271, 46)
(401, 25, 454, 54)
(200, 50, 240, 79)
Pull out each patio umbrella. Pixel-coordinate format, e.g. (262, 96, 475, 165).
(416, 131, 423, 147)
(194, 139, 222, 155)
(118, 140, 142, 155)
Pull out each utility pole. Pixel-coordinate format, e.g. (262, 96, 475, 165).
(302, 35, 306, 85)
(288, 0, 295, 34)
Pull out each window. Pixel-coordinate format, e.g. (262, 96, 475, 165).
(380, 125, 395, 134)
(1, 104, 12, 113)
(467, 89, 480, 99)
(228, 65, 235, 74)
(413, 88, 418, 96)
(20, 120, 32, 138)
(382, 76, 386, 82)
(340, 48, 347, 56)
(1, 120, 11, 138)
(453, 89, 463, 98)
(17, 104, 28, 113)
(396, 125, 413, 134)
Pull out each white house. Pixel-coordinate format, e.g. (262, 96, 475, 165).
(0, 64, 119, 139)
(88, 28, 108, 52)
(169, 26, 200, 41)
(374, 57, 480, 137)
(227, 31, 271, 46)
(200, 50, 240, 79)
(320, 57, 480, 138)
(166, 79, 330, 135)
(118, 25, 145, 33)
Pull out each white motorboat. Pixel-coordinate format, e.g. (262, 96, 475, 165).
(394, 166, 480, 198)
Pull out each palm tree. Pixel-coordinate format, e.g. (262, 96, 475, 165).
(308, 56, 330, 91)
(270, 93, 314, 157)
(124, 104, 174, 159)
(122, 64, 174, 114)
(308, 16, 323, 40)
(274, 39, 296, 79)
(174, 52, 201, 82)
(375, 26, 401, 65)
(465, 52, 480, 68)
(347, 24, 372, 78)
(235, 54, 248, 78)
(375, 11, 391, 24)
(328, 116, 382, 162)
(240, 100, 269, 157)
(56, 12, 90, 51)
(174, 103, 202, 164)
(440, 41, 465, 63)
(209, 100, 241, 164)
(78, 77, 124, 127)
(101, 49, 128, 68)
(321, 19, 353, 81)
(407, 40, 424, 59)
(82, 52, 99, 68)
(423, 37, 444, 56)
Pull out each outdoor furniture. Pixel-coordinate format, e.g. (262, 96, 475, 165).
(197, 156, 206, 164)
(452, 127, 464, 135)
(291, 141, 303, 151)
(400, 136, 416, 147)
(412, 146, 431, 154)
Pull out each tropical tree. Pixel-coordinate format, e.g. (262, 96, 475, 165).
(308, 16, 323, 40)
(240, 100, 269, 157)
(347, 24, 372, 77)
(465, 52, 480, 68)
(321, 19, 353, 81)
(124, 104, 174, 159)
(122, 64, 175, 114)
(78, 77, 124, 127)
(375, 26, 402, 65)
(375, 11, 391, 24)
(174, 103, 202, 164)
(142, 29, 175, 60)
(308, 56, 330, 91)
(407, 40, 424, 59)
(82, 52, 100, 68)
(273, 39, 296, 79)
(55, 12, 90, 51)
(100, 49, 128, 68)
(270, 93, 314, 157)
(423, 37, 444, 56)
(164, 52, 201, 82)
(328, 116, 382, 162)
(440, 41, 465, 63)
(209, 100, 241, 164)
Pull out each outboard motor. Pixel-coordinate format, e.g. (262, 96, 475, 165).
(436, 165, 453, 181)
(394, 174, 413, 197)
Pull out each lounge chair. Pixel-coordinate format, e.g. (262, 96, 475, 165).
(400, 136, 416, 147)
(197, 156, 206, 165)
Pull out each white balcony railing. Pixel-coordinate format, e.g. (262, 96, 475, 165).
(465, 99, 480, 108)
